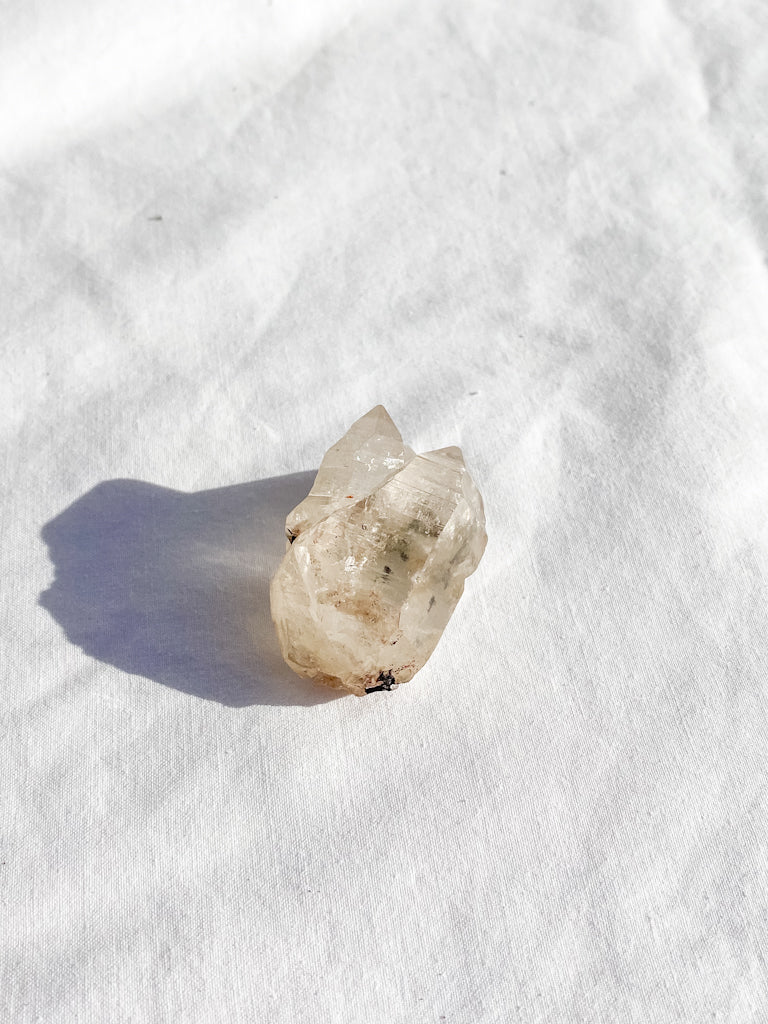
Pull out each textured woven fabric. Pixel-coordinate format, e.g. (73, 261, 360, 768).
(3, 1, 768, 1021)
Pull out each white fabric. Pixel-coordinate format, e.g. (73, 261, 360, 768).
(3, 1, 768, 1020)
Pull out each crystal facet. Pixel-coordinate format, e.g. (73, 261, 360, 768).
(270, 406, 487, 695)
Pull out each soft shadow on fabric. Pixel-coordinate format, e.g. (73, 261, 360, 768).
(39, 472, 340, 707)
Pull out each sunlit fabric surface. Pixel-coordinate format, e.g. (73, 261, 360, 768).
(2, 1, 768, 1021)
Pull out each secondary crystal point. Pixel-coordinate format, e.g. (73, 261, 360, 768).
(270, 405, 487, 696)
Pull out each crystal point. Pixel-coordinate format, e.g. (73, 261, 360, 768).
(270, 406, 487, 695)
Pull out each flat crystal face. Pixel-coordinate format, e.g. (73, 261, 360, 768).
(270, 405, 487, 695)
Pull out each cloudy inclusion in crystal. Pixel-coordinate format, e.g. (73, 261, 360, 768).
(270, 405, 487, 696)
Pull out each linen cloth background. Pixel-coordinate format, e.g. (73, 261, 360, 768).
(2, 0, 768, 1021)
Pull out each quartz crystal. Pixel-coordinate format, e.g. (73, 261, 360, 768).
(270, 406, 487, 695)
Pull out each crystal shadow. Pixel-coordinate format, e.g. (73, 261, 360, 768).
(38, 471, 341, 707)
